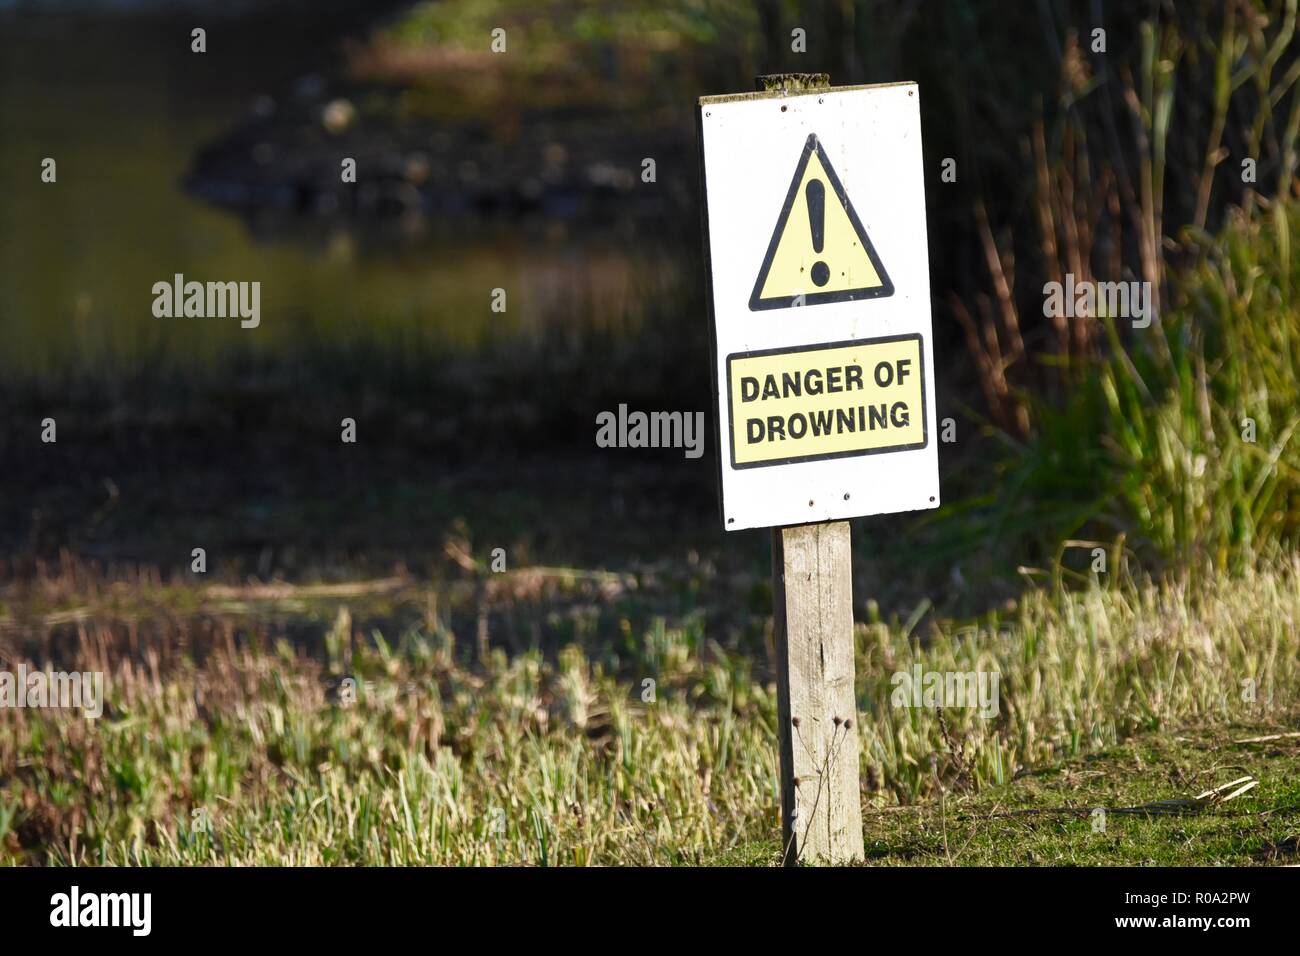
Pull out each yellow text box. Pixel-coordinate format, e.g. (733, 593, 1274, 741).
(727, 334, 927, 468)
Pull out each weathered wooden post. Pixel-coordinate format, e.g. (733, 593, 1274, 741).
(771, 517, 862, 863)
(697, 73, 940, 863)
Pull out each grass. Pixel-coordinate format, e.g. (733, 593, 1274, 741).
(724, 723, 1300, 866)
(928, 0, 1300, 580)
(3, 551, 1298, 865)
(942, 194, 1300, 582)
(864, 723, 1300, 867)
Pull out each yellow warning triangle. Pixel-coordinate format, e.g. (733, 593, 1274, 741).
(750, 133, 893, 311)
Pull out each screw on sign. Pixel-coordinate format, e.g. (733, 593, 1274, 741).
(697, 74, 939, 864)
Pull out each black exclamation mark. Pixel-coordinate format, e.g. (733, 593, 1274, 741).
(806, 179, 829, 287)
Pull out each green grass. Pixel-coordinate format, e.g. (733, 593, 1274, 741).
(3, 552, 1298, 865)
(856, 724, 1300, 866)
(721, 723, 1300, 866)
(945, 196, 1300, 581)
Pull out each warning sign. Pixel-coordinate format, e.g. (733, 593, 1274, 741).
(750, 134, 893, 310)
(728, 335, 925, 468)
(698, 81, 939, 530)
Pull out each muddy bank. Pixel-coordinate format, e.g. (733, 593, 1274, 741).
(183, 74, 695, 242)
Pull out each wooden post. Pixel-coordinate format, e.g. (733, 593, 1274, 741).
(758, 72, 865, 866)
(772, 522, 864, 865)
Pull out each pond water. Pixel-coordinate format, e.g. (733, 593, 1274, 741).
(0, 2, 686, 387)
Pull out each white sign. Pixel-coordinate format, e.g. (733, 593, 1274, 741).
(698, 82, 940, 531)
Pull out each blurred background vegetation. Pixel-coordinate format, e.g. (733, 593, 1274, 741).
(1, 0, 1298, 609)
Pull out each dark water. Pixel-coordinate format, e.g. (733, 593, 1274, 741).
(0, 2, 685, 386)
